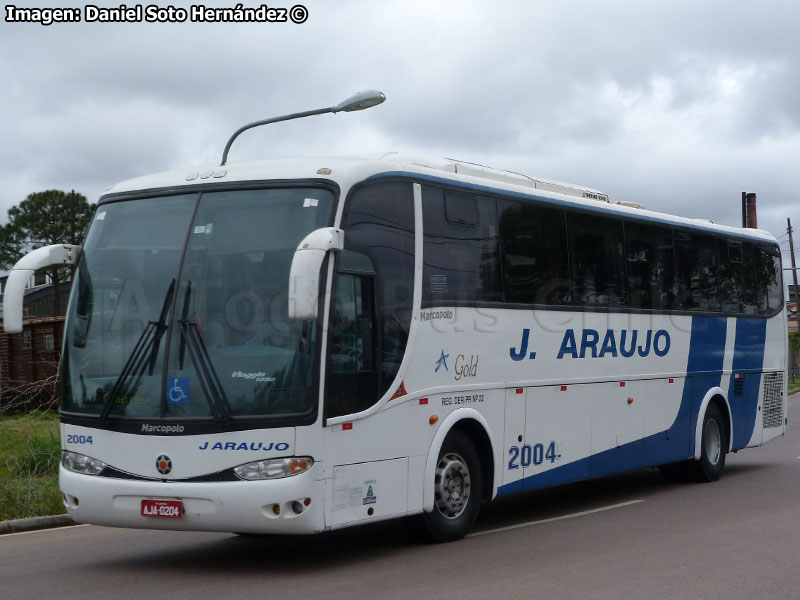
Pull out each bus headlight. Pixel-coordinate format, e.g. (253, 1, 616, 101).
(234, 457, 313, 480)
(62, 451, 106, 475)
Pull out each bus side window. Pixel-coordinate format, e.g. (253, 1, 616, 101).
(327, 272, 378, 417)
(422, 187, 502, 305)
(737, 244, 760, 315)
(326, 182, 415, 418)
(625, 221, 675, 310)
(718, 238, 742, 313)
(568, 212, 628, 307)
(675, 232, 720, 312)
(754, 245, 783, 315)
(330, 272, 375, 375)
(499, 200, 570, 305)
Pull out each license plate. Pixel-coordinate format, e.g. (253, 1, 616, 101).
(141, 499, 182, 519)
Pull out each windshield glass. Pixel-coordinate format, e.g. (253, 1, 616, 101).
(61, 186, 334, 421)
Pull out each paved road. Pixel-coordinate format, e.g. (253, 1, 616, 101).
(3, 396, 800, 600)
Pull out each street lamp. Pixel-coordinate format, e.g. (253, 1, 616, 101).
(220, 89, 386, 166)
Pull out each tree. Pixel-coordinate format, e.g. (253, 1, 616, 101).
(0, 190, 93, 316)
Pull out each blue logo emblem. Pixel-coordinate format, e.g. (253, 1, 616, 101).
(435, 350, 450, 373)
(167, 377, 190, 404)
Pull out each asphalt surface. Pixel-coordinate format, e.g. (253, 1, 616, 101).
(2, 395, 800, 600)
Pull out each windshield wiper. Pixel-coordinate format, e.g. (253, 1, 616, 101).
(100, 279, 175, 421)
(178, 280, 192, 370)
(177, 281, 232, 425)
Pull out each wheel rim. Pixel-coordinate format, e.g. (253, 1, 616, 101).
(704, 418, 722, 465)
(434, 452, 471, 519)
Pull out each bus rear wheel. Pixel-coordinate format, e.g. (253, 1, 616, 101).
(658, 404, 728, 483)
(689, 403, 727, 482)
(415, 430, 483, 542)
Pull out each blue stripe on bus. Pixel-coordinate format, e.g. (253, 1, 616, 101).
(728, 319, 767, 450)
(497, 316, 729, 496)
(684, 316, 728, 458)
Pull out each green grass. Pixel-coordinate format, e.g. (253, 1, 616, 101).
(790, 377, 800, 393)
(0, 411, 65, 521)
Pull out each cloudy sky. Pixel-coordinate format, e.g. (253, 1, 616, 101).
(2, 0, 799, 282)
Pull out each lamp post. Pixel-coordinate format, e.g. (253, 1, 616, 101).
(220, 89, 386, 166)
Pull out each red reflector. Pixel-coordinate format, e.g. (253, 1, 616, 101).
(419, 398, 429, 405)
(342, 423, 353, 431)
(516, 388, 523, 394)
(391, 380, 408, 400)
(560, 385, 567, 391)
(669, 378, 674, 384)
(619, 381, 626, 387)
(736, 373, 743, 379)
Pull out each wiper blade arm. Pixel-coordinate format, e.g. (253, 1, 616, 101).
(176, 280, 230, 424)
(99, 322, 156, 421)
(178, 281, 192, 370)
(100, 279, 175, 421)
(179, 319, 232, 425)
(148, 279, 176, 375)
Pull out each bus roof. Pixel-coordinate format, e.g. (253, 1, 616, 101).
(102, 152, 778, 245)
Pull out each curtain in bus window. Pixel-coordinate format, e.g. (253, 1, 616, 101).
(625, 221, 675, 310)
(499, 200, 570, 304)
(675, 232, 721, 312)
(422, 187, 502, 305)
(567, 212, 628, 307)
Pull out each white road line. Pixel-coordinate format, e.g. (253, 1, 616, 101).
(467, 499, 644, 537)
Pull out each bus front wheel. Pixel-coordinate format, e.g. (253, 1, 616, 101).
(415, 430, 483, 543)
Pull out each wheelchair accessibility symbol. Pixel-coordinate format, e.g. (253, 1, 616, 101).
(167, 377, 190, 404)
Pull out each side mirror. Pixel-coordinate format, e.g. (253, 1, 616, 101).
(288, 228, 344, 320)
(2, 244, 82, 334)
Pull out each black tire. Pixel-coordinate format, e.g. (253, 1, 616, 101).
(688, 403, 727, 482)
(414, 430, 483, 543)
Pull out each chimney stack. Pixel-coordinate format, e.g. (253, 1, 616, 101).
(745, 192, 757, 228)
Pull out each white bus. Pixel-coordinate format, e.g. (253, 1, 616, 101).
(3, 152, 786, 542)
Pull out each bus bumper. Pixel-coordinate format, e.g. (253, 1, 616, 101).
(59, 465, 326, 534)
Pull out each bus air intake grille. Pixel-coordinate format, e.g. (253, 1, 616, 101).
(98, 465, 240, 482)
(762, 372, 784, 430)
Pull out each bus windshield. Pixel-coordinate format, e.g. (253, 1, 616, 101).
(61, 186, 335, 422)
